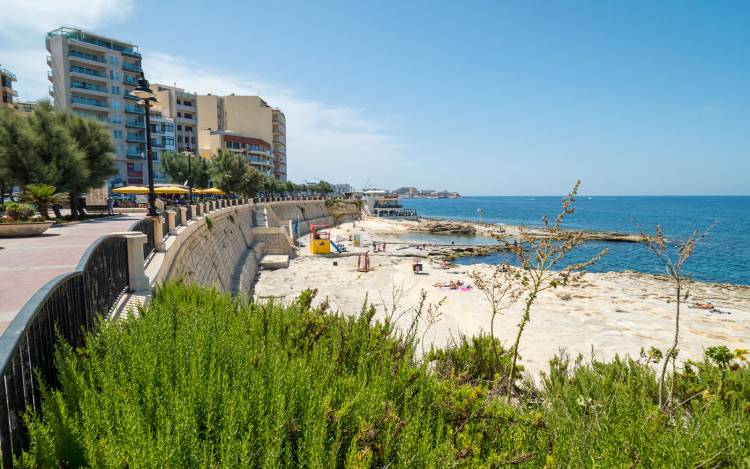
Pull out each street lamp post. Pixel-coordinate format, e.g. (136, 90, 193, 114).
(132, 72, 159, 217)
(185, 147, 194, 203)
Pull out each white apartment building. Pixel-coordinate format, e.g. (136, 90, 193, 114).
(148, 111, 176, 183)
(46, 27, 145, 187)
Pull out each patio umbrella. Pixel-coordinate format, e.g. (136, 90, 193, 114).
(154, 186, 189, 195)
(196, 187, 226, 195)
(112, 186, 148, 194)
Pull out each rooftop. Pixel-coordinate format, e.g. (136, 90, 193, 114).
(47, 27, 140, 57)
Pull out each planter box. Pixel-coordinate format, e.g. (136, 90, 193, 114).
(0, 221, 54, 237)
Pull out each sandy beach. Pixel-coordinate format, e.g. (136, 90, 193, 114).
(254, 217, 750, 378)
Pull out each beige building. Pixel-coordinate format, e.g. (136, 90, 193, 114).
(152, 83, 198, 153)
(272, 108, 287, 181)
(1, 65, 17, 109)
(197, 94, 278, 178)
(46, 27, 146, 187)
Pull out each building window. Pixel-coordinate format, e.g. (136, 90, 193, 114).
(163, 123, 174, 133)
(110, 70, 120, 80)
(112, 99, 121, 110)
(113, 129, 123, 139)
(164, 137, 174, 146)
(183, 100, 193, 107)
(176, 99, 181, 105)
(183, 113, 193, 119)
(177, 125, 182, 131)
(185, 125, 193, 132)
(111, 85, 120, 95)
(109, 55, 119, 65)
(191, 137, 196, 144)
(177, 112, 182, 118)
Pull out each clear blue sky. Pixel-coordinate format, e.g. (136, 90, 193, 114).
(3, 0, 749, 195)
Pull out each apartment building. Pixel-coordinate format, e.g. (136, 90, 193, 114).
(46, 27, 146, 187)
(152, 84, 198, 153)
(272, 108, 287, 181)
(0, 65, 17, 109)
(197, 94, 276, 178)
(148, 111, 176, 183)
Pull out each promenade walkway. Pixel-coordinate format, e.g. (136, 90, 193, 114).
(0, 213, 145, 333)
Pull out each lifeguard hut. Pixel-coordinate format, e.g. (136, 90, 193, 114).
(309, 224, 331, 254)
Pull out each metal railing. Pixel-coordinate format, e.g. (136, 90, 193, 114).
(161, 212, 169, 239)
(129, 218, 155, 260)
(0, 235, 129, 467)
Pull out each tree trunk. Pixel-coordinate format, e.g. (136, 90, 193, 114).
(659, 281, 681, 410)
(507, 294, 535, 400)
(38, 203, 49, 220)
(69, 191, 78, 220)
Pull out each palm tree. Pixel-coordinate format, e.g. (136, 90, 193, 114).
(21, 184, 66, 220)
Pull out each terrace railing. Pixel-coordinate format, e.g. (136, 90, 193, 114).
(0, 235, 129, 467)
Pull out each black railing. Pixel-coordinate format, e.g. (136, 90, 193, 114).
(161, 212, 169, 239)
(129, 218, 155, 260)
(0, 235, 129, 467)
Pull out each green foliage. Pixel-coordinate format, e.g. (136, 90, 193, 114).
(2, 202, 36, 221)
(205, 216, 213, 230)
(426, 334, 518, 385)
(23, 283, 750, 467)
(162, 151, 212, 188)
(20, 184, 65, 220)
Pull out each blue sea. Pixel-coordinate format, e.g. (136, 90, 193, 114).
(400, 197, 750, 285)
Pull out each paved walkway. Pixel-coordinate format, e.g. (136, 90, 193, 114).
(0, 213, 145, 333)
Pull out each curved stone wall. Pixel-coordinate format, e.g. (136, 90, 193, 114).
(156, 200, 361, 296)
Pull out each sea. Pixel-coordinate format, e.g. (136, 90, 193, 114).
(400, 196, 750, 286)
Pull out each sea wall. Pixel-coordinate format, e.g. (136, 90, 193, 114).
(156, 200, 360, 296)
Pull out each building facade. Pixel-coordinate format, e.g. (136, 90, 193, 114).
(197, 94, 286, 179)
(46, 27, 145, 187)
(1, 65, 17, 109)
(153, 84, 198, 154)
(272, 109, 287, 181)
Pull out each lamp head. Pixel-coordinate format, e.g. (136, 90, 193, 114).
(131, 72, 157, 102)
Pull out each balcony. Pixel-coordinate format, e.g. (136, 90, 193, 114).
(122, 62, 142, 73)
(71, 81, 108, 96)
(71, 96, 109, 109)
(126, 133, 146, 143)
(48, 28, 141, 56)
(123, 75, 138, 85)
(124, 90, 138, 100)
(126, 149, 144, 159)
(124, 104, 144, 114)
(68, 49, 105, 65)
(125, 119, 145, 128)
(70, 66, 107, 82)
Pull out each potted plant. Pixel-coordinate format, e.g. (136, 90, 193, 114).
(0, 202, 54, 237)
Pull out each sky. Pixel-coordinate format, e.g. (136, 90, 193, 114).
(1, 0, 749, 195)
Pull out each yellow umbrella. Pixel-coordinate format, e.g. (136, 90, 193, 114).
(196, 187, 226, 195)
(154, 186, 189, 195)
(112, 185, 148, 194)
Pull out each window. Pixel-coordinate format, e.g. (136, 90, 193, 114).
(163, 123, 174, 133)
(113, 129, 123, 139)
(108, 55, 119, 65)
(191, 137, 196, 144)
(177, 112, 182, 118)
(185, 126, 193, 132)
(176, 99, 181, 105)
(111, 85, 120, 95)
(183, 100, 193, 107)
(164, 137, 175, 146)
(111, 99, 121, 110)
(109, 70, 120, 80)
(111, 115, 122, 124)
(183, 113, 193, 119)
(177, 125, 182, 131)
(150, 124, 158, 133)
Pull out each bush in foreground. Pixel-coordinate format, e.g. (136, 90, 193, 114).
(23, 282, 750, 467)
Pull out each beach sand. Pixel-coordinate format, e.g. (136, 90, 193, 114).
(254, 218, 750, 378)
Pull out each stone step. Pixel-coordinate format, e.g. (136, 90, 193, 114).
(260, 254, 289, 270)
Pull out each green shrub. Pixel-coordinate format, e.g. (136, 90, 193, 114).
(22, 283, 750, 467)
(3, 202, 35, 221)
